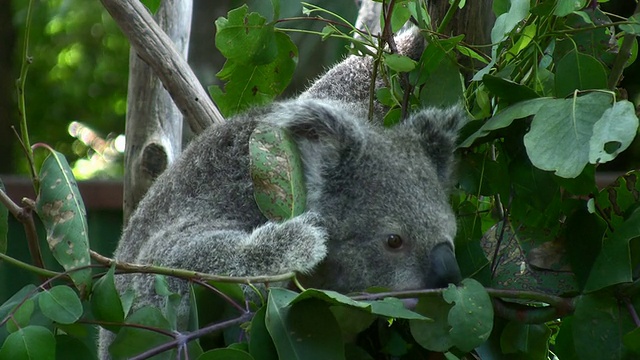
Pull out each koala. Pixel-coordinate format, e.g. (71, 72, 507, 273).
(98, 12, 465, 360)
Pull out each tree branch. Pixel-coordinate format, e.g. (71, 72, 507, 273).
(99, 0, 224, 133)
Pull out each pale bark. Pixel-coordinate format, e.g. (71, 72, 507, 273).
(100, 0, 224, 135)
(119, 1, 192, 224)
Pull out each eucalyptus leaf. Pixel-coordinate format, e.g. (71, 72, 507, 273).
(215, 5, 277, 65)
(459, 97, 551, 148)
(38, 285, 82, 325)
(555, 51, 607, 97)
(35, 149, 91, 292)
(383, 54, 417, 72)
(583, 207, 640, 293)
(523, 93, 612, 178)
(573, 294, 635, 359)
(410, 295, 455, 352)
(620, 14, 640, 35)
(5, 299, 35, 334)
(91, 266, 125, 332)
(250, 124, 306, 221)
(442, 278, 493, 352)
(588, 100, 639, 164)
(210, 32, 298, 117)
(266, 288, 345, 360)
(109, 306, 172, 360)
(0, 326, 56, 360)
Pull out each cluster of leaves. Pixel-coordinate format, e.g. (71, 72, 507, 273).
(3, 0, 640, 359)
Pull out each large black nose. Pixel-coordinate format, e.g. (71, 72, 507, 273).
(425, 243, 462, 288)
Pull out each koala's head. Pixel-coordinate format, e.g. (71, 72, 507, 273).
(270, 100, 464, 293)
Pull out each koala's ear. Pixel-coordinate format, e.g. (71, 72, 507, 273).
(405, 106, 467, 184)
(268, 100, 364, 190)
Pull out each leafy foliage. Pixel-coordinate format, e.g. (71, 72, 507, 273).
(2, 0, 640, 359)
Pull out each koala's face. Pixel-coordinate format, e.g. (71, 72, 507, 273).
(309, 131, 459, 292)
(288, 103, 460, 292)
(280, 101, 464, 293)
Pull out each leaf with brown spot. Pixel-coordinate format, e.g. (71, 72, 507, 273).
(250, 124, 306, 221)
(35, 148, 91, 292)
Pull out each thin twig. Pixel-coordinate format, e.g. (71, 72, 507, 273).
(129, 312, 253, 360)
(0, 189, 47, 277)
(90, 250, 296, 284)
(608, 1, 640, 89)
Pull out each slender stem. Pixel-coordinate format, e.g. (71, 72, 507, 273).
(0, 190, 47, 275)
(0, 252, 60, 279)
(608, 2, 640, 89)
(128, 312, 253, 360)
(437, 0, 462, 34)
(15, 0, 39, 192)
(624, 297, 640, 327)
(91, 250, 296, 284)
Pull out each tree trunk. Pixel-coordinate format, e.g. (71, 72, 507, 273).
(121, 0, 192, 225)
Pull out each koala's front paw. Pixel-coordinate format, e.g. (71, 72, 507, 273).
(247, 212, 328, 275)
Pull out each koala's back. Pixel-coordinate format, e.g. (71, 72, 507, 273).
(115, 107, 269, 263)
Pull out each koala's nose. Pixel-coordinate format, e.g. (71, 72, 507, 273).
(425, 243, 462, 288)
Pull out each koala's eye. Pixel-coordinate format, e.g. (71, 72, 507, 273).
(386, 234, 403, 249)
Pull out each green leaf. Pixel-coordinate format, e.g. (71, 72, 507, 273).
(383, 108, 402, 127)
(573, 294, 634, 359)
(410, 294, 455, 352)
(198, 348, 255, 360)
(589, 100, 639, 164)
(55, 334, 94, 360)
(620, 14, 640, 35)
(390, 1, 411, 32)
(554, 51, 607, 97)
(523, 93, 612, 178)
(410, 36, 463, 86)
(250, 123, 306, 221)
(490, 0, 530, 43)
(290, 289, 369, 310)
(623, 327, 640, 355)
(419, 57, 464, 108)
(0, 325, 56, 360)
(499, 322, 551, 357)
(38, 286, 82, 325)
(554, 317, 580, 360)
(140, 0, 161, 14)
(210, 32, 297, 117)
(265, 288, 345, 360)
(0, 285, 37, 321)
(482, 74, 539, 103)
(154, 275, 181, 330)
(249, 306, 278, 360)
(215, 5, 277, 65)
(6, 299, 35, 334)
(91, 265, 125, 332)
(554, 0, 587, 17)
(35, 149, 91, 291)
(0, 179, 7, 254)
(459, 97, 552, 148)
(584, 207, 640, 293)
(442, 278, 494, 352)
(109, 306, 172, 360)
(383, 54, 416, 72)
(367, 298, 428, 320)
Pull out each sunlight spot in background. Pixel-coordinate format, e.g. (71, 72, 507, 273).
(67, 121, 124, 179)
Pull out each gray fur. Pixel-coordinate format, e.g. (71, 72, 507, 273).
(98, 21, 465, 359)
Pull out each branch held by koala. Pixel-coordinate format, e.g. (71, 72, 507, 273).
(89, 250, 297, 285)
